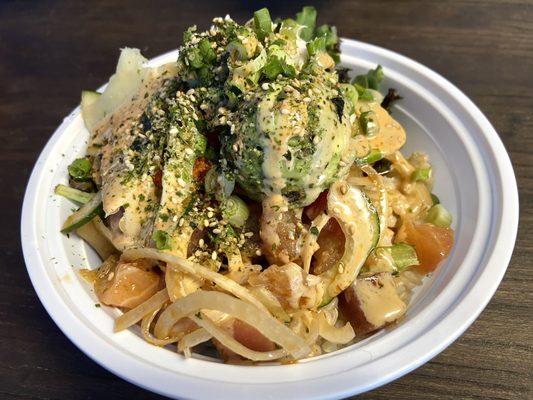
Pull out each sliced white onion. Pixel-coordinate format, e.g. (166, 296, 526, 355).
(177, 328, 212, 355)
(141, 308, 184, 346)
(189, 314, 286, 362)
(318, 313, 355, 344)
(122, 248, 268, 312)
(249, 287, 291, 323)
(114, 289, 169, 332)
(154, 290, 310, 360)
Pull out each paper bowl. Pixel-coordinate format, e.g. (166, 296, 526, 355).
(21, 39, 518, 399)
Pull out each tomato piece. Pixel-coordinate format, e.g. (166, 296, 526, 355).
(402, 221, 454, 273)
(312, 218, 345, 275)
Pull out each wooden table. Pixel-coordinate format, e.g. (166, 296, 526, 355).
(1, 1, 531, 398)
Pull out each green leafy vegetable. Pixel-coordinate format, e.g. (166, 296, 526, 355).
(295, 6, 317, 41)
(198, 39, 216, 63)
(353, 65, 384, 90)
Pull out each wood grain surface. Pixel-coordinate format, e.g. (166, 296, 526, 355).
(1, 1, 531, 399)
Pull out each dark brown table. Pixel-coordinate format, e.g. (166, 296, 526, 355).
(1, 1, 531, 399)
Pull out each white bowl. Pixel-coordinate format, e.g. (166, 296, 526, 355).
(21, 39, 519, 399)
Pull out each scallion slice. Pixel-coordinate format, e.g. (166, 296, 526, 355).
(359, 110, 379, 136)
(222, 195, 249, 228)
(68, 158, 92, 180)
(411, 167, 432, 182)
(426, 204, 452, 228)
(376, 243, 419, 271)
(55, 184, 94, 204)
(253, 8, 272, 40)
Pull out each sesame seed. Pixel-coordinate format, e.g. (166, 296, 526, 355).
(212, 228, 221, 234)
(203, 219, 210, 227)
(211, 251, 217, 260)
(340, 183, 348, 195)
(173, 215, 178, 222)
(207, 211, 214, 218)
(255, 249, 262, 256)
(261, 83, 269, 90)
(199, 239, 205, 247)
(244, 232, 254, 237)
(185, 148, 194, 155)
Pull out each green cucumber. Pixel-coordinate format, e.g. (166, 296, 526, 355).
(54, 184, 94, 204)
(61, 191, 103, 234)
(319, 181, 380, 306)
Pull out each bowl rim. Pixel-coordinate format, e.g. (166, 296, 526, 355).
(20, 38, 519, 400)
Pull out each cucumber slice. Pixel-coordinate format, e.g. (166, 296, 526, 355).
(61, 191, 103, 234)
(54, 184, 94, 204)
(319, 181, 379, 306)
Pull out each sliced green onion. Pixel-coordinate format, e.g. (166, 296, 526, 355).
(222, 195, 249, 228)
(227, 40, 249, 61)
(426, 204, 452, 228)
(55, 184, 94, 204)
(356, 149, 383, 165)
(359, 110, 379, 136)
(198, 39, 216, 63)
(376, 243, 419, 271)
(68, 158, 92, 180)
(152, 230, 171, 250)
(295, 6, 317, 41)
(431, 193, 440, 205)
(187, 47, 204, 69)
(411, 167, 432, 182)
(253, 8, 272, 40)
